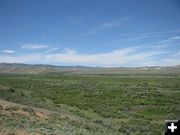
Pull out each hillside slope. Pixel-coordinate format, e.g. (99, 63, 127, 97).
(0, 99, 111, 135)
(0, 63, 180, 74)
(0, 83, 116, 135)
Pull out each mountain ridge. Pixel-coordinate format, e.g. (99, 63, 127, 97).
(0, 63, 180, 74)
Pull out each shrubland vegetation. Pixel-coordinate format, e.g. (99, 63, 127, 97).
(0, 73, 180, 134)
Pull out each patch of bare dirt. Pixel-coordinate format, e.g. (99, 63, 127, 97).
(0, 100, 50, 119)
(35, 111, 48, 119)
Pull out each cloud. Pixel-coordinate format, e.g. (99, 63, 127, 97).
(171, 36, 180, 40)
(1, 50, 15, 54)
(21, 44, 49, 49)
(125, 32, 153, 41)
(44, 48, 59, 53)
(150, 45, 168, 49)
(81, 20, 124, 36)
(124, 29, 180, 41)
(0, 54, 42, 63)
(67, 16, 83, 25)
(145, 29, 180, 36)
(158, 36, 180, 43)
(64, 48, 76, 54)
(99, 22, 120, 29)
(159, 55, 180, 66)
(0, 46, 176, 67)
(172, 51, 180, 57)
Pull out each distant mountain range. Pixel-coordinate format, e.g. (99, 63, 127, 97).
(0, 63, 180, 74)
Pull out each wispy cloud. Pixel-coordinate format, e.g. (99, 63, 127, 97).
(41, 35, 47, 39)
(44, 48, 59, 53)
(159, 55, 180, 66)
(149, 44, 168, 49)
(172, 51, 180, 57)
(21, 44, 49, 49)
(143, 29, 180, 37)
(1, 50, 15, 54)
(81, 17, 131, 36)
(157, 36, 180, 43)
(172, 36, 180, 40)
(82, 21, 120, 35)
(124, 29, 180, 41)
(0, 46, 176, 67)
(125, 32, 153, 41)
(64, 48, 76, 54)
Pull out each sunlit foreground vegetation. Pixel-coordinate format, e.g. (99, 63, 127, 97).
(0, 74, 180, 134)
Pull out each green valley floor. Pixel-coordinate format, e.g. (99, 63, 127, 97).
(0, 74, 179, 135)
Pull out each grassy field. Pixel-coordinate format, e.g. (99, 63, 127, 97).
(0, 73, 180, 134)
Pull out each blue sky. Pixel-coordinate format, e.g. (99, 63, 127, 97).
(0, 0, 180, 67)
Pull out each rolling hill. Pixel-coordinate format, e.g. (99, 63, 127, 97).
(0, 63, 180, 74)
